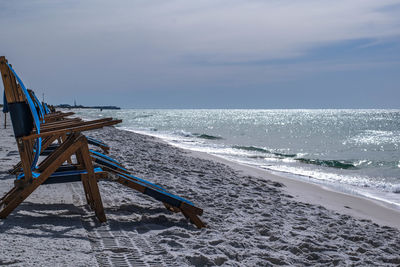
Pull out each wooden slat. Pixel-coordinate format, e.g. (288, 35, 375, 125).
(23, 120, 122, 140)
(40, 118, 113, 131)
(41, 118, 81, 127)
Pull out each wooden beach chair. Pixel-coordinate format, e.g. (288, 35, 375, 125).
(28, 89, 111, 153)
(6, 90, 111, 174)
(26, 97, 204, 225)
(20, 96, 205, 227)
(0, 57, 121, 222)
(28, 89, 75, 121)
(0, 57, 205, 228)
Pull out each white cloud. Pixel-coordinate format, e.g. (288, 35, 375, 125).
(1, 0, 400, 101)
(2, 0, 400, 63)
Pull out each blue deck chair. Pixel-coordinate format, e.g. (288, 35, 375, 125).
(25, 95, 205, 226)
(43, 102, 51, 114)
(0, 57, 205, 228)
(31, 89, 111, 153)
(0, 56, 121, 222)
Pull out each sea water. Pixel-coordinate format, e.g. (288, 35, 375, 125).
(74, 109, 400, 209)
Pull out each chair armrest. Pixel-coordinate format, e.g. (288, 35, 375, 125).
(40, 118, 113, 132)
(22, 119, 122, 140)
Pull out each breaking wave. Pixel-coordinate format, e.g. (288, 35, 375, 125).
(233, 146, 297, 158)
(233, 146, 356, 169)
(296, 158, 357, 170)
(194, 134, 223, 140)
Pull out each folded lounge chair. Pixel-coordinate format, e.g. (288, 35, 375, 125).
(0, 57, 205, 228)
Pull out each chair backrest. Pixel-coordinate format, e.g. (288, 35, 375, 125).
(43, 102, 51, 114)
(1, 58, 42, 170)
(28, 89, 45, 121)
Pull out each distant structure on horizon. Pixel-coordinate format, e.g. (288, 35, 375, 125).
(56, 104, 121, 110)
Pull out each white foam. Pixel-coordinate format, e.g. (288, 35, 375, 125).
(129, 126, 400, 208)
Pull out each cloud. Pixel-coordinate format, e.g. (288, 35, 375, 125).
(0, 0, 399, 107)
(2, 0, 400, 62)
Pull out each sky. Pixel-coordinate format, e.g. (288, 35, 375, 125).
(1, 0, 400, 108)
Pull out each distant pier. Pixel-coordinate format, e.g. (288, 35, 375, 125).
(56, 104, 121, 110)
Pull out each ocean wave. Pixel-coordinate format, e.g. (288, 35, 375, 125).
(248, 155, 266, 159)
(174, 130, 194, 137)
(233, 146, 357, 169)
(173, 131, 223, 140)
(295, 158, 357, 169)
(233, 145, 297, 158)
(194, 134, 223, 140)
(233, 145, 269, 153)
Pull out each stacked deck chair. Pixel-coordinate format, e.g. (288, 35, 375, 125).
(28, 89, 111, 153)
(0, 56, 205, 228)
(30, 89, 111, 153)
(6, 91, 110, 174)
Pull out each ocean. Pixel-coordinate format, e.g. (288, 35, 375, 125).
(74, 109, 400, 209)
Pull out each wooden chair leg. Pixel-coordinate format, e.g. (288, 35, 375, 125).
(81, 173, 95, 210)
(79, 138, 106, 223)
(180, 207, 206, 229)
(75, 149, 94, 209)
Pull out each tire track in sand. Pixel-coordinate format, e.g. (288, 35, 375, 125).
(69, 182, 175, 267)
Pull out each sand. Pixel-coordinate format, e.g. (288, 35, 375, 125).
(191, 151, 400, 229)
(1, 119, 400, 266)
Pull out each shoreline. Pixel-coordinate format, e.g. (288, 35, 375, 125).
(122, 128, 400, 230)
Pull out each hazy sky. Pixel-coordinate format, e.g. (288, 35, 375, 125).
(1, 0, 400, 108)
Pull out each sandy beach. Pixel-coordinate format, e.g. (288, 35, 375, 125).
(1, 119, 400, 266)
